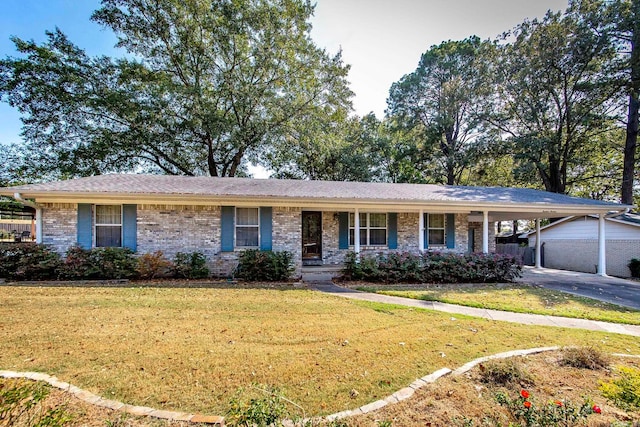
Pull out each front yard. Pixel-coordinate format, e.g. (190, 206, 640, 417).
(1, 285, 639, 420)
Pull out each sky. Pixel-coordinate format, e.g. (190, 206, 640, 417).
(0, 0, 569, 150)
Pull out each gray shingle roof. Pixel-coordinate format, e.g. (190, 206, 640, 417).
(1, 174, 630, 211)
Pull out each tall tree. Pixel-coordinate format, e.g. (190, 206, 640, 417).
(488, 10, 620, 194)
(0, 0, 352, 179)
(386, 36, 493, 185)
(568, 0, 639, 203)
(619, 0, 640, 204)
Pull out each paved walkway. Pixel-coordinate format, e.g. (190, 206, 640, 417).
(305, 277, 640, 337)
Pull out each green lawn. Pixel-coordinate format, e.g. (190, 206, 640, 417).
(360, 283, 640, 325)
(0, 285, 638, 417)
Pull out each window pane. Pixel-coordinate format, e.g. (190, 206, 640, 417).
(96, 205, 121, 225)
(360, 232, 367, 246)
(237, 227, 258, 247)
(236, 208, 259, 226)
(359, 213, 367, 227)
(369, 229, 387, 245)
(429, 214, 444, 228)
(349, 229, 354, 246)
(96, 225, 121, 247)
(429, 229, 445, 245)
(349, 213, 354, 226)
(369, 213, 386, 228)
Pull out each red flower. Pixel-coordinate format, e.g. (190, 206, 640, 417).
(592, 405, 601, 414)
(524, 401, 532, 409)
(520, 390, 530, 399)
(555, 400, 563, 407)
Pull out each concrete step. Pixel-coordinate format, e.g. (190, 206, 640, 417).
(301, 265, 342, 282)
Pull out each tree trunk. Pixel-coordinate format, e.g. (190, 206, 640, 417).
(622, 1, 640, 205)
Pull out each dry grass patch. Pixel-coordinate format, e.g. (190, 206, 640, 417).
(362, 283, 640, 325)
(349, 352, 640, 426)
(0, 286, 639, 418)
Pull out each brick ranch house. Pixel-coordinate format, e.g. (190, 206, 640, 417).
(0, 174, 633, 277)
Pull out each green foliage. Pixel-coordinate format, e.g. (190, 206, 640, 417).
(0, 243, 62, 281)
(235, 250, 294, 282)
(496, 389, 601, 426)
(491, 8, 619, 195)
(386, 36, 494, 185)
(0, 0, 352, 179)
(628, 258, 640, 278)
(0, 380, 73, 426)
(559, 346, 610, 370)
(136, 250, 173, 279)
(60, 246, 138, 280)
(227, 384, 290, 427)
(173, 252, 210, 279)
(342, 251, 522, 284)
(600, 365, 640, 411)
(478, 359, 535, 387)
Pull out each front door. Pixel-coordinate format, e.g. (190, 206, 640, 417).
(302, 211, 322, 265)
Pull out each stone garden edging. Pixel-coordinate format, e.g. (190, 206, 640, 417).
(1, 346, 584, 426)
(323, 346, 560, 422)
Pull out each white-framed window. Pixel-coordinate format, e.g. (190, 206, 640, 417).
(349, 212, 387, 246)
(95, 205, 122, 247)
(236, 207, 259, 247)
(426, 213, 445, 246)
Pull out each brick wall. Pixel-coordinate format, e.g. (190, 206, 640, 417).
(468, 221, 496, 253)
(272, 207, 302, 276)
(41, 203, 76, 254)
(322, 212, 342, 265)
(39, 204, 491, 276)
(137, 204, 220, 259)
(542, 239, 640, 278)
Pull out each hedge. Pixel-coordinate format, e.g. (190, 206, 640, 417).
(342, 251, 522, 283)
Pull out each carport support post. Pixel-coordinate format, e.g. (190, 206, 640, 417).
(597, 213, 607, 276)
(535, 218, 541, 268)
(482, 211, 489, 253)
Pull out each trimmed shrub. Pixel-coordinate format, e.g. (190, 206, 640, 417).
(137, 250, 173, 279)
(628, 258, 640, 278)
(60, 245, 95, 279)
(60, 246, 138, 280)
(235, 250, 294, 281)
(342, 251, 522, 284)
(173, 252, 210, 279)
(0, 243, 62, 281)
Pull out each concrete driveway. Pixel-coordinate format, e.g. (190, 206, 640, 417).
(518, 267, 640, 310)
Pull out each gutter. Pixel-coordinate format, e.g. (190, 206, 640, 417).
(606, 207, 632, 218)
(13, 193, 42, 244)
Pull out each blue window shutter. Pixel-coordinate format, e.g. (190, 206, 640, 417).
(388, 213, 398, 249)
(221, 206, 235, 251)
(446, 213, 456, 249)
(122, 204, 137, 251)
(260, 207, 272, 251)
(338, 212, 349, 249)
(424, 213, 429, 250)
(77, 204, 93, 249)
